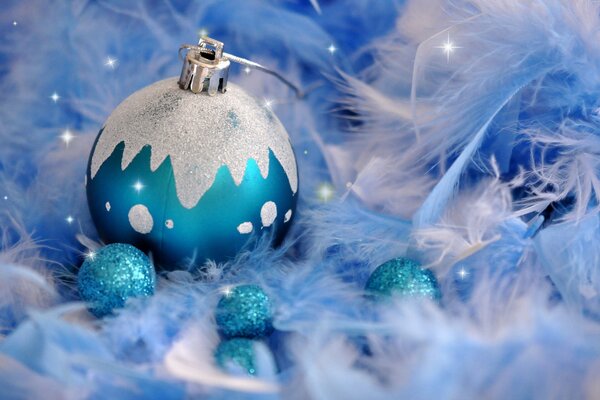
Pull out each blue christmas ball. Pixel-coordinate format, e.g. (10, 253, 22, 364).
(86, 78, 298, 270)
(214, 338, 259, 375)
(215, 285, 273, 339)
(365, 257, 441, 300)
(77, 243, 156, 317)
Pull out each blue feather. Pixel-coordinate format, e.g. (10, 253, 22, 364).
(2, 0, 600, 398)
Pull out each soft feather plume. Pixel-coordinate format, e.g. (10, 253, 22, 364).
(345, 0, 600, 224)
(412, 159, 519, 277)
(518, 122, 600, 219)
(535, 214, 600, 319)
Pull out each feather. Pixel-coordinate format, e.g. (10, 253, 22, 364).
(1, 0, 600, 398)
(164, 325, 279, 394)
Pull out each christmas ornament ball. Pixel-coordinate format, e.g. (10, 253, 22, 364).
(86, 77, 298, 269)
(214, 338, 259, 375)
(365, 257, 441, 301)
(215, 284, 274, 339)
(77, 243, 156, 317)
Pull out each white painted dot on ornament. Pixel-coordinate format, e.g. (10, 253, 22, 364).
(284, 209, 292, 223)
(105, 202, 111, 212)
(128, 204, 153, 234)
(237, 222, 253, 234)
(261, 201, 277, 228)
(165, 219, 174, 229)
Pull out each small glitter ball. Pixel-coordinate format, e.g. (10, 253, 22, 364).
(77, 243, 156, 317)
(365, 257, 441, 300)
(215, 285, 273, 339)
(214, 338, 258, 375)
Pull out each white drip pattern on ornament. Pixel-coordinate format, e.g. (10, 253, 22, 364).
(90, 78, 298, 209)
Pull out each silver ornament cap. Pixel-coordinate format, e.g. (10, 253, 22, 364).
(178, 36, 303, 98)
(178, 37, 230, 96)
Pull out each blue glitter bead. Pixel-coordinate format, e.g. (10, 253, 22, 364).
(77, 243, 156, 317)
(214, 338, 258, 375)
(215, 285, 273, 339)
(365, 257, 441, 300)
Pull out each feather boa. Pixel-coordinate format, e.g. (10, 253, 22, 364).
(1, 0, 600, 398)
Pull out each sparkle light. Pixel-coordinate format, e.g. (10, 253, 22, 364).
(3, 196, 7, 200)
(104, 56, 118, 69)
(435, 33, 461, 63)
(317, 182, 335, 202)
(60, 129, 74, 146)
(50, 92, 60, 103)
(198, 28, 209, 38)
(85, 250, 96, 261)
(221, 285, 233, 297)
(327, 43, 337, 55)
(458, 267, 469, 280)
(133, 180, 144, 193)
(243, 66, 252, 75)
(263, 99, 273, 109)
(66, 215, 74, 224)
(12, 21, 17, 26)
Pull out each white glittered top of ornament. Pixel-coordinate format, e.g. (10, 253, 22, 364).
(91, 78, 298, 209)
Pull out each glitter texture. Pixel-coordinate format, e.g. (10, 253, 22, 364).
(215, 284, 273, 339)
(128, 204, 153, 234)
(260, 201, 277, 227)
(77, 243, 156, 317)
(214, 338, 258, 375)
(90, 78, 298, 209)
(105, 201, 111, 211)
(365, 257, 441, 300)
(284, 209, 292, 223)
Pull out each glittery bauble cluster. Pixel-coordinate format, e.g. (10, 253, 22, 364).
(365, 257, 441, 300)
(215, 285, 273, 338)
(214, 338, 258, 375)
(77, 243, 156, 317)
(86, 78, 298, 270)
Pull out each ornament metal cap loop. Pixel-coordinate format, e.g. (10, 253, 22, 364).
(178, 36, 304, 98)
(178, 37, 231, 96)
